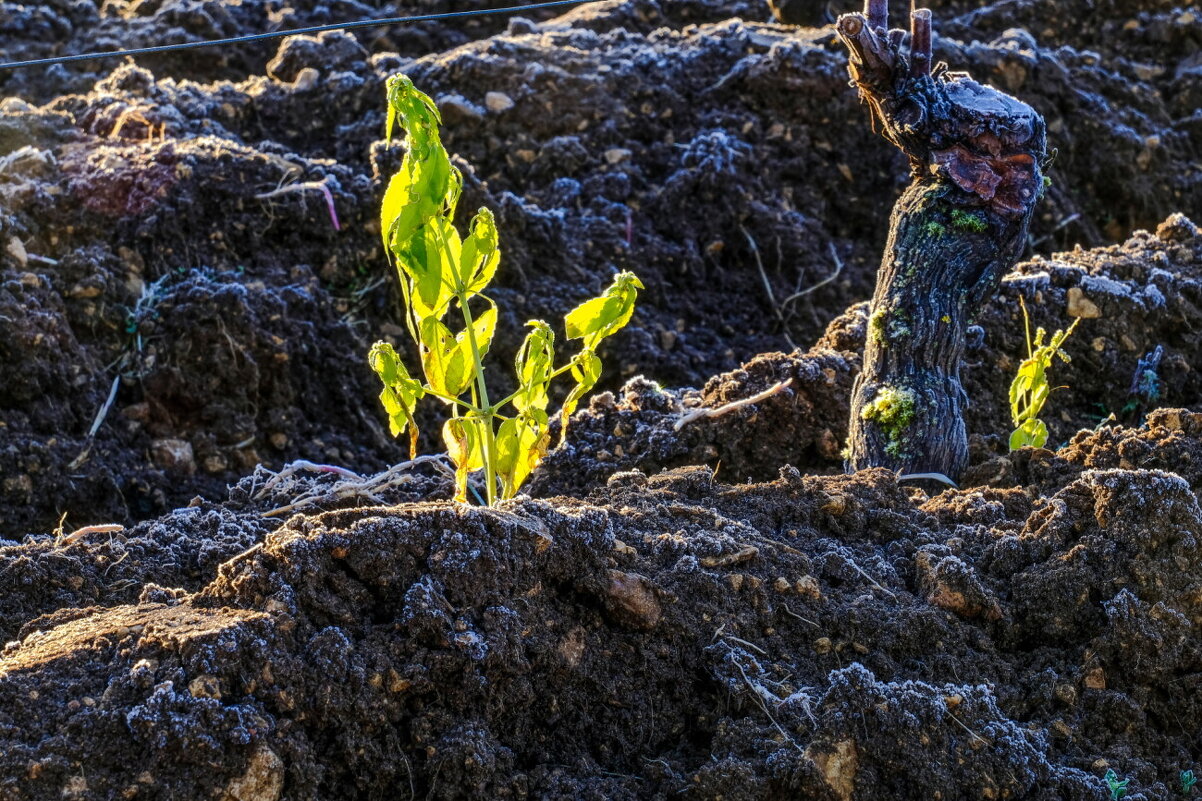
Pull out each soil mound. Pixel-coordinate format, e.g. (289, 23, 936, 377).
(1, 0, 1201, 797)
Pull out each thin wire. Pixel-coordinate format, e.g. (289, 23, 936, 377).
(0, 0, 598, 72)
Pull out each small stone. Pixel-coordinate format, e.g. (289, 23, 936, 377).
(387, 669, 411, 693)
(820, 493, 848, 516)
(773, 577, 791, 593)
(203, 454, 228, 474)
(604, 148, 632, 165)
(1084, 667, 1106, 689)
(150, 439, 196, 475)
(189, 675, 221, 699)
(2, 474, 32, 496)
(1066, 286, 1101, 318)
(290, 68, 319, 92)
(69, 283, 102, 299)
(603, 570, 661, 629)
(795, 575, 822, 599)
(269, 432, 288, 449)
(484, 91, 514, 113)
(612, 539, 636, 556)
(5, 236, 27, 268)
(814, 636, 832, 654)
(221, 747, 284, 801)
(1054, 683, 1078, 705)
(0, 97, 33, 113)
(437, 94, 484, 123)
(506, 15, 539, 35)
(805, 739, 858, 801)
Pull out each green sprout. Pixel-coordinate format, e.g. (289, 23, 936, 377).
(949, 208, 988, 233)
(1183, 770, 1197, 795)
(370, 74, 641, 505)
(1008, 296, 1078, 451)
(1104, 769, 1129, 800)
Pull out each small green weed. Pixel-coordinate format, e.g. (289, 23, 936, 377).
(924, 220, 947, 238)
(370, 74, 641, 505)
(1183, 769, 1197, 795)
(949, 208, 988, 233)
(1104, 769, 1129, 800)
(1008, 297, 1078, 451)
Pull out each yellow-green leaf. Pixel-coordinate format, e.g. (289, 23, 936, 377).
(560, 350, 602, 442)
(369, 341, 425, 458)
(399, 217, 460, 320)
(458, 300, 497, 364)
(444, 415, 486, 502)
(459, 207, 500, 296)
(495, 411, 549, 500)
(563, 271, 643, 349)
(420, 317, 473, 398)
(513, 321, 555, 413)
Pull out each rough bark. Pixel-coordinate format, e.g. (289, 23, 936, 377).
(837, 1, 1047, 481)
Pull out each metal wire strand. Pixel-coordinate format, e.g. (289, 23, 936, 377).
(0, 0, 598, 72)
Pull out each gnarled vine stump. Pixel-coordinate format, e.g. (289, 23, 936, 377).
(837, 0, 1047, 480)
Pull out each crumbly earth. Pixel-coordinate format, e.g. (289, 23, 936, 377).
(0, 0, 1201, 798)
(1, 0, 1199, 535)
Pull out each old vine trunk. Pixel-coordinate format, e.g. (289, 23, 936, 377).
(837, 0, 1047, 480)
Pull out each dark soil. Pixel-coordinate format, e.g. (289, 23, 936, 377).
(1, 0, 1201, 797)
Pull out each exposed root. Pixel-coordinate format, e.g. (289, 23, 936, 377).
(59, 523, 125, 546)
(674, 378, 793, 432)
(255, 455, 454, 517)
(255, 179, 341, 230)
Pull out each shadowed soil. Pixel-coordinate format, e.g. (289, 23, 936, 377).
(0, 0, 1200, 797)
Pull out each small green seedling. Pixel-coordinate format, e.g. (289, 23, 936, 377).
(1104, 769, 1129, 800)
(1008, 296, 1078, 451)
(1182, 769, 1197, 795)
(370, 74, 641, 505)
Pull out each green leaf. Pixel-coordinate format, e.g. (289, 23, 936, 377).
(560, 349, 602, 442)
(387, 74, 442, 148)
(513, 321, 555, 413)
(1009, 418, 1048, 451)
(369, 341, 425, 458)
(420, 317, 473, 399)
(390, 148, 453, 250)
(399, 217, 460, 320)
(564, 271, 643, 349)
(459, 207, 501, 297)
(380, 169, 409, 251)
(495, 411, 549, 500)
(459, 300, 497, 363)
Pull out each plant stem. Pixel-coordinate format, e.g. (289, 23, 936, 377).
(457, 295, 497, 505)
(491, 359, 578, 411)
